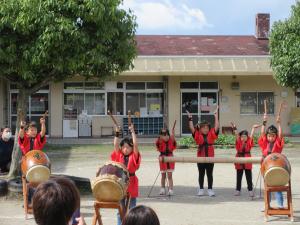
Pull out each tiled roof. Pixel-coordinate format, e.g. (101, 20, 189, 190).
(136, 35, 269, 56)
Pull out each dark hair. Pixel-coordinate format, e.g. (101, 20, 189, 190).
(266, 125, 278, 135)
(0, 127, 10, 132)
(159, 128, 170, 136)
(33, 178, 80, 225)
(122, 205, 160, 225)
(28, 121, 37, 128)
(196, 120, 211, 130)
(120, 137, 133, 148)
(239, 130, 249, 136)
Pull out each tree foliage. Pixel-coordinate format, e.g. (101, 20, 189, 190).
(0, 0, 137, 178)
(0, 0, 137, 92)
(270, 2, 300, 90)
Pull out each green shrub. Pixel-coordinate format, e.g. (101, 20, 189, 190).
(178, 134, 290, 147)
(178, 136, 196, 147)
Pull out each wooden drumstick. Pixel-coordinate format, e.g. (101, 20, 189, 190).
(128, 110, 132, 126)
(42, 110, 48, 119)
(264, 99, 267, 115)
(107, 110, 119, 127)
(18, 108, 25, 122)
(277, 101, 286, 119)
(172, 120, 177, 131)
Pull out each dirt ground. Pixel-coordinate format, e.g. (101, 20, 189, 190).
(1, 144, 300, 225)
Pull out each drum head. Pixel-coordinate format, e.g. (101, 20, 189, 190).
(91, 177, 125, 202)
(264, 166, 290, 186)
(26, 165, 51, 183)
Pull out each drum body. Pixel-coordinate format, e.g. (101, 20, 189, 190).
(91, 161, 129, 202)
(21, 150, 51, 184)
(261, 153, 291, 186)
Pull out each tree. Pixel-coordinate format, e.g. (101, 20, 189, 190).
(269, 1, 300, 90)
(0, 0, 137, 178)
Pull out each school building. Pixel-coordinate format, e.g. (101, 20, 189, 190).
(0, 14, 300, 137)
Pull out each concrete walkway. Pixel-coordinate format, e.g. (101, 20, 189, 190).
(1, 146, 300, 225)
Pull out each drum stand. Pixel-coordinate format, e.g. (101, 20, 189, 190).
(22, 175, 37, 219)
(92, 194, 131, 225)
(263, 180, 294, 222)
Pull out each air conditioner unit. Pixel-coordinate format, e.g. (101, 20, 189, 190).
(231, 82, 240, 90)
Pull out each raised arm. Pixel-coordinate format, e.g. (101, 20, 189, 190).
(171, 120, 176, 139)
(276, 116, 282, 139)
(129, 124, 139, 156)
(214, 106, 219, 132)
(40, 117, 46, 138)
(250, 124, 262, 139)
(261, 113, 267, 135)
(113, 126, 121, 151)
(18, 120, 26, 139)
(187, 111, 195, 134)
(231, 122, 239, 140)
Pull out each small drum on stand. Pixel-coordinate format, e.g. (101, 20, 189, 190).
(261, 153, 294, 221)
(21, 150, 51, 184)
(91, 161, 129, 202)
(261, 153, 291, 186)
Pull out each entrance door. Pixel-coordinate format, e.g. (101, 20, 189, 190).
(181, 92, 198, 134)
(181, 82, 219, 135)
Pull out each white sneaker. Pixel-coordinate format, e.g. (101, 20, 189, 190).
(159, 188, 166, 195)
(168, 189, 174, 196)
(234, 190, 241, 196)
(249, 191, 254, 197)
(207, 189, 215, 197)
(197, 188, 204, 196)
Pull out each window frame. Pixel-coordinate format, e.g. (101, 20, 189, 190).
(240, 91, 275, 115)
(63, 81, 165, 116)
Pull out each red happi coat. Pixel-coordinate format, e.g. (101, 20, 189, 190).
(156, 137, 176, 171)
(235, 137, 254, 170)
(18, 133, 46, 155)
(193, 128, 218, 157)
(111, 150, 141, 198)
(258, 135, 284, 157)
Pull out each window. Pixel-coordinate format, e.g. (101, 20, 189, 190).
(31, 93, 49, 114)
(64, 82, 84, 89)
(9, 86, 49, 134)
(63, 81, 164, 117)
(64, 93, 84, 118)
(107, 92, 124, 115)
(200, 82, 218, 89)
(147, 93, 164, 115)
(64, 82, 106, 116)
(147, 82, 164, 89)
(240, 92, 274, 115)
(180, 82, 199, 89)
(126, 93, 146, 115)
(84, 82, 104, 90)
(85, 93, 105, 115)
(125, 82, 164, 117)
(240, 92, 257, 114)
(258, 92, 274, 114)
(126, 82, 145, 90)
(297, 91, 300, 107)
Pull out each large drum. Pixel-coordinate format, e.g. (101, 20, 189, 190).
(21, 150, 51, 184)
(261, 153, 291, 186)
(91, 161, 129, 202)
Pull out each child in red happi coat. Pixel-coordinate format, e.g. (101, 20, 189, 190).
(111, 124, 141, 225)
(18, 118, 46, 155)
(156, 127, 176, 195)
(187, 106, 219, 197)
(258, 113, 284, 208)
(231, 122, 261, 197)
